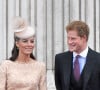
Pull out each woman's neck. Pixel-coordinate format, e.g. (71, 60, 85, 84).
(16, 53, 31, 63)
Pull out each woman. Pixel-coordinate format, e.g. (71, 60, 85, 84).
(0, 17, 47, 90)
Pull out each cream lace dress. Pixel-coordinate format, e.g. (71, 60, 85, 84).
(0, 60, 47, 90)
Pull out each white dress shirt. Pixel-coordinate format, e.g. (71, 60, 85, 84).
(73, 46, 89, 74)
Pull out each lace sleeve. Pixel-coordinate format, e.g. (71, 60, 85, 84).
(0, 61, 7, 90)
(39, 63, 47, 90)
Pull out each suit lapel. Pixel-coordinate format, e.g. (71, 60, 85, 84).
(62, 52, 73, 88)
(83, 49, 96, 89)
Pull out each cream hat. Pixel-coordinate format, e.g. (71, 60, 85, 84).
(12, 16, 35, 39)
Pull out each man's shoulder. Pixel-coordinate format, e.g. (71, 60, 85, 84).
(55, 51, 73, 63)
(55, 51, 72, 57)
(88, 48, 100, 55)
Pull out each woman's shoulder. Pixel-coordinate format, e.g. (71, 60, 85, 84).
(0, 60, 14, 71)
(36, 60, 45, 65)
(34, 60, 46, 68)
(34, 61, 46, 73)
(0, 60, 13, 66)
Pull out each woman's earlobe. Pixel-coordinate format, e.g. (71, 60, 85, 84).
(15, 41, 19, 48)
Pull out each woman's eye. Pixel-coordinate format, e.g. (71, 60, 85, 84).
(20, 39, 35, 43)
(22, 40, 28, 42)
(30, 40, 34, 43)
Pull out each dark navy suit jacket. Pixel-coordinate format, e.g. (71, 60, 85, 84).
(55, 48, 100, 90)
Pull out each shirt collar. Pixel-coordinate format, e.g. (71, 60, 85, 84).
(73, 46, 88, 58)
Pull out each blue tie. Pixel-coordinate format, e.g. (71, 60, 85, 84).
(73, 55, 80, 81)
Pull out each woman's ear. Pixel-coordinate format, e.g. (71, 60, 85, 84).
(15, 41, 19, 48)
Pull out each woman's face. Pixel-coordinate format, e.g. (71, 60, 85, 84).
(16, 36, 35, 55)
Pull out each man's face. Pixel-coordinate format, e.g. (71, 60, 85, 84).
(67, 30, 87, 54)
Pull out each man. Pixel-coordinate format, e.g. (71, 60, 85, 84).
(55, 21, 100, 90)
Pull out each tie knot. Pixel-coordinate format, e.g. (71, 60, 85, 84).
(74, 55, 80, 64)
(76, 55, 80, 59)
